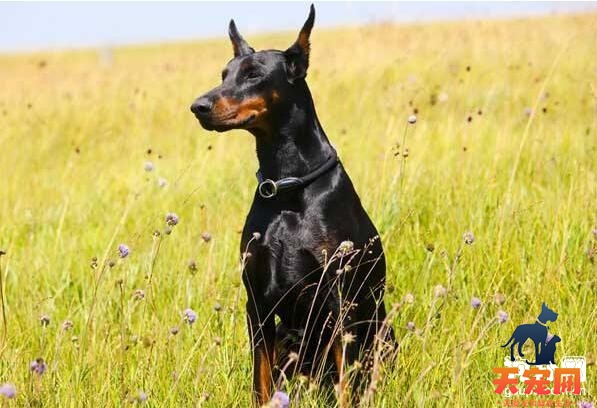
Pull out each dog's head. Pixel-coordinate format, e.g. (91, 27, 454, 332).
(190, 4, 315, 133)
(540, 302, 558, 323)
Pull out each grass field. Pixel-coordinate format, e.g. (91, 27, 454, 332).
(0, 10, 596, 407)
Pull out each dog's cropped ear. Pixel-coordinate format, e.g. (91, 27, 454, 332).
(542, 302, 547, 309)
(229, 19, 254, 57)
(284, 4, 315, 83)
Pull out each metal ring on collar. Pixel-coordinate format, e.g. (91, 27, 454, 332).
(258, 179, 278, 198)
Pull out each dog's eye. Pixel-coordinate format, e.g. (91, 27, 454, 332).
(245, 70, 261, 80)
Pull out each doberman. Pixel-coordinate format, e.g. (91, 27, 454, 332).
(190, 5, 395, 405)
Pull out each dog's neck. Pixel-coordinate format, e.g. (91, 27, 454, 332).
(536, 318, 548, 327)
(251, 82, 336, 180)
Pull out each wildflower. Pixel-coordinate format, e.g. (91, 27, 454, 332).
(425, 243, 435, 253)
(408, 114, 417, 124)
(342, 332, 356, 345)
(213, 302, 222, 312)
(170, 326, 180, 335)
(157, 177, 168, 188)
(144, 161, 154, 172)
(118, 243, 130, 259)
(494, 292, 506, 305)
(463, 231, 475, 245)
(471, 297, 482, 309)
(201, 232, 212, 243)
(406, 321, 416, 332)
(182, 308, 197, 324)
(524, 107, 533, 117)
(579, 402, 595, 408)
(0, 383, 16, 399)
(433, 284, 447, 298)
(61, 320, 74, 332)
(214, 336, 222, 346)
(132, 289, 145, 300)
(497, 310, 508, 324)
(30, 358, 47, 376)
(165, 212, 179, 226)
(252, 232, 261, 241)
(40, 315, 50, 327)
(269, 391, 290, 408)
(137, 390, 148, 403)
(338, 240, 354, 255)
(188, 260, 197, 273)
(403, 292, 415, 304)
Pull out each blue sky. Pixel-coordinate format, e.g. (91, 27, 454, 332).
(1, 2, 595, 52)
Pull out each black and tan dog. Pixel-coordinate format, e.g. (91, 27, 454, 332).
(190, 5, 395, 404)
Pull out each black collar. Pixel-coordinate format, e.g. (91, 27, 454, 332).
(255, 154, 339, 199)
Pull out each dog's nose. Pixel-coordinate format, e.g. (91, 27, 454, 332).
(190, 97, 213, 116)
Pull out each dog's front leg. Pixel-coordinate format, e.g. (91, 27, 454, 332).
(247, 301, 276, 406)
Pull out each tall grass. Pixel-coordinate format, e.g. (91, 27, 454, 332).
(0, 11, 596, 407)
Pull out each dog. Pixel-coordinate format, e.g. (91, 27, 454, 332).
(501, 302, 558, 363)
(190, 4, 395, 405)
(526, 334, 560, 366)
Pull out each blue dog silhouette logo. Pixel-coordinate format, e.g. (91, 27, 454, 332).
(501, 302, 559, 365)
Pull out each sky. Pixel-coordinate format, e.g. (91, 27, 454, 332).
(1, 2, 596, 53)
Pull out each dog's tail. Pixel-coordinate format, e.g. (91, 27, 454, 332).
(501, 336, 514, 347)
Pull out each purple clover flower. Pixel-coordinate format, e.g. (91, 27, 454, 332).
(579, 402, 595, 408)
(165, 212, 179, 226)
(463, 231, 475, 245)
(406, 321, 416, 332)
(133, 289, 145, 300)
(40, 314, 50, 326)
(118, 244, 130, 259)
(271, 391, 290, 408)
(433, 284, 447, 298)
(61, 320, 74, 332)
(0, 383, 16, 399)
(182, 308, 197, 325)
(30, 358, 47, 376)
(471, 297, 482, 309)
(497, 310, 508, 324)
(137, 390, 148, 403)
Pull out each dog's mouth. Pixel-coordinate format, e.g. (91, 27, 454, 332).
(196, 112, 260, 132)
(193, 95, 267, 133)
